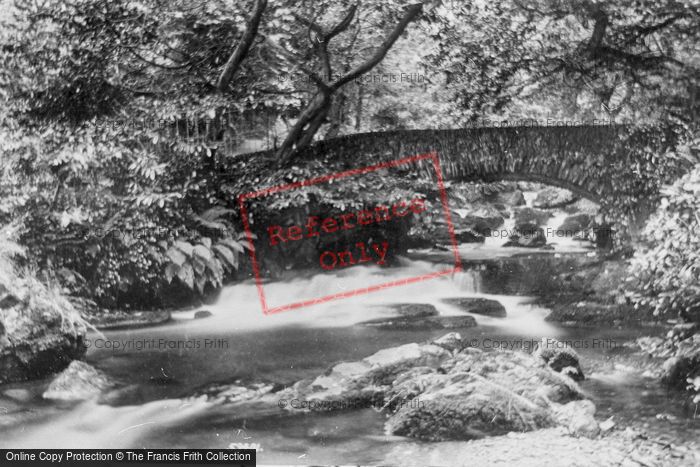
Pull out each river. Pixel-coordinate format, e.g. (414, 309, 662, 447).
(1, 199, 698, 464)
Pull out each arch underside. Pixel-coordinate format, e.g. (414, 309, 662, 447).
(466, 172, 602, 204)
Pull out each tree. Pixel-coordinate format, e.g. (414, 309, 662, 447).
(0, 0, 435, 307)
(272, 2, 425, 163)
(426, 0, 700, 126)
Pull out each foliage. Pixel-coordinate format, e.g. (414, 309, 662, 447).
(0, 224, 85, 334)
(1, 0, 699, 312)
(426, 0, 700, 125)
(628, 157, 700, 320)
(0, 106, 254, 307)
(163, 210, 251, 294)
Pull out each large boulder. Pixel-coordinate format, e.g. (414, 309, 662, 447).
(442, 297, 507, 317)
(384, 346, 588, 440)
(533, 188, 578, 209)
(0, 276, 87, 384)
(43, 361, 115, 401)
(276, 342, 453, 411)
(533, 338, 585, 381)
(503, 222, 547, 248)
(204, 334, 595, 442)
(514, 207, 552, 226)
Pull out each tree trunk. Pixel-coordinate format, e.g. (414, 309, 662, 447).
(277, 92, 332, 163)
(276, 3, 423, 165)
(216, 0, 268, 93)
(355, 83, 364, 130)
(325, 91, 346, 138)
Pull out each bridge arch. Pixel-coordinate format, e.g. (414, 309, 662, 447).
(292, 124, 679, 220)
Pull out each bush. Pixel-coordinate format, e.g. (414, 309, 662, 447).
(629, 163, 700, 322)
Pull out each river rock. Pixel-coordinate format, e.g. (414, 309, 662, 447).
(433, 228, 485, 245)
(488, 189, 526, 207)
(442, 297, 507, 317)
(454, 229, 487, 243)
(2, 388, 33, 402)
(553, 400, 600, 438)
(381, 303, 439, 318)
(661, 334, 700, 390)
(533, 338, 584, 381)
(194, 380, 276, 405)
(432, 332, 464, 352)
(0, 291, 21, 309)
(436, 316, 480, 328)
(43, 361, 115, 401)
(533, 187, 578, 209)
(514, 207, 552, 226)
(359, 315, 477, 330)
(210, 334, 595, 442)
(557, 214, 592, 234)
(668, 323, 700, 342)
(503, 222, 547, 248)
(452, 205, 504, 235)
(545, 302, 635, 326)
(0, 277, 87, 384)
(363, 304, 473, 329)
(87, 309, 171, 329)
(194, 310, 213, 319)
(563, 198, 599, 215)
(384, 346, 587, 440)
(276, 342, 452, 411)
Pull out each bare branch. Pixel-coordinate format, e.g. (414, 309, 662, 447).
(264, 36, 329, 90)
(588, 9, 609, 51)
(325, 5, 357, 41)
(332, 3, 423, 90)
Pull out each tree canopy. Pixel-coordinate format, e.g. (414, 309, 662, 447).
(0, 0, 698, 308)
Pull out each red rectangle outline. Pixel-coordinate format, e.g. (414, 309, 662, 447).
(238, 152, 462, 314)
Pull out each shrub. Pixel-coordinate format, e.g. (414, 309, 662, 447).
(628, 162, 700, 321)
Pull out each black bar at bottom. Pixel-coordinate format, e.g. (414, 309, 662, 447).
(1, 449, 255, 466)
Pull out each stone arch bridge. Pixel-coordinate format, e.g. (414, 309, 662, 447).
(287, 124, 682, 221)
(231, 124, 685, 225)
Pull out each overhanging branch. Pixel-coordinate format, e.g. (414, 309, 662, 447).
(216, 0, 268, 93)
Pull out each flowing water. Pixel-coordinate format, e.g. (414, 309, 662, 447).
(1, 200, 698, 464)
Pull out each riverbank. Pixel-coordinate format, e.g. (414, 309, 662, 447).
(384, 426, 698, 466)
